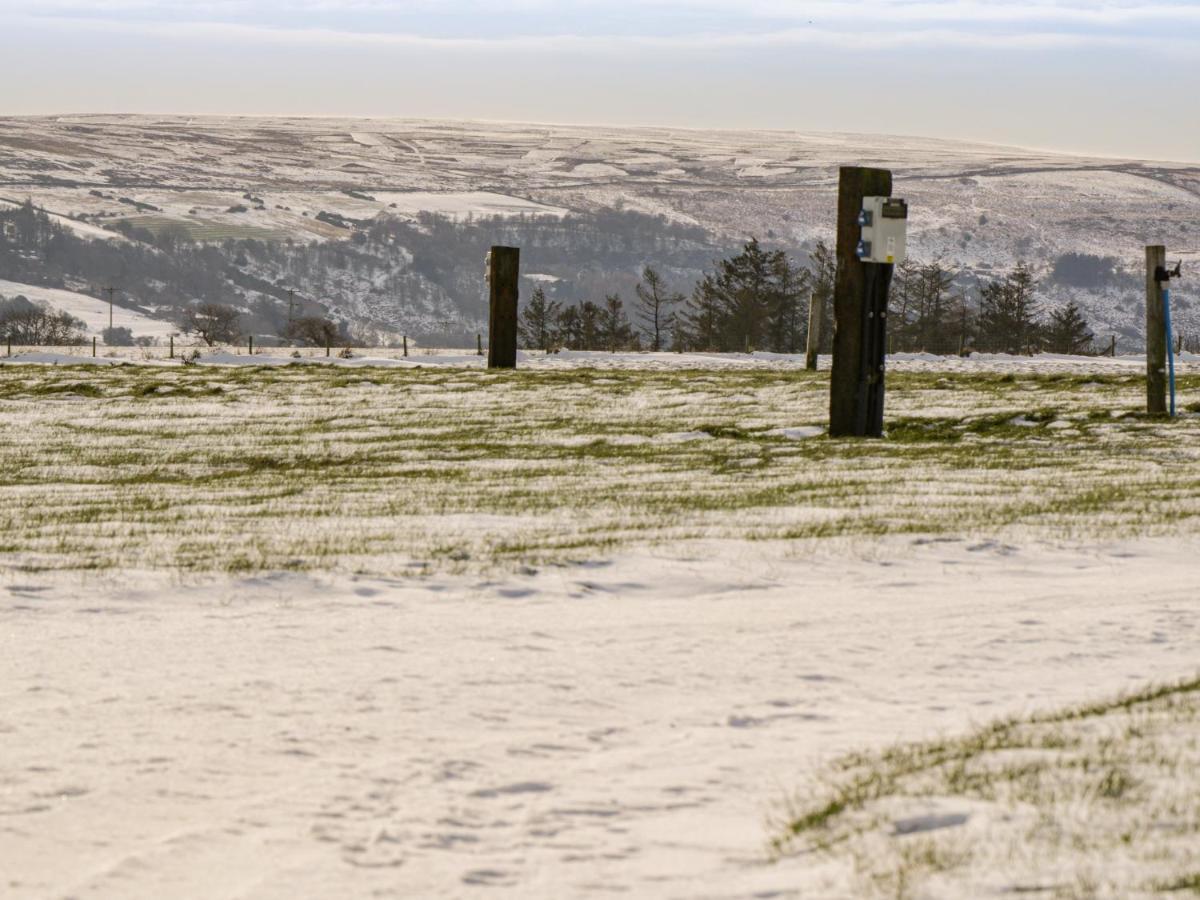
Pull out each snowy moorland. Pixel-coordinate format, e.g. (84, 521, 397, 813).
(2, 357, 1199, 898)
(2, 115, 1198, 341)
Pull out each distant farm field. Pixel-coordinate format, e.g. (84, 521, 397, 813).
(2, 365, 1199, 575)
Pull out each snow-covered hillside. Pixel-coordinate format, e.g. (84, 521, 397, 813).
(1, 115, 1197, 341)
(0, 280, 176, 338)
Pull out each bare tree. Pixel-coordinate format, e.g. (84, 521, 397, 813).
(179, 303, 242, 346)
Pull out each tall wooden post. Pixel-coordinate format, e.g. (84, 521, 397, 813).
(169, 335, 174, 359)
(488, 246, 520, 369)
(805, 292, 822, 371)
(830, 166, 893, 438)
(1147, 245, 1167, 415)
(403, 335, 408, 358)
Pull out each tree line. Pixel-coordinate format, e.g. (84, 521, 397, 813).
(519, 240, 1099, 356)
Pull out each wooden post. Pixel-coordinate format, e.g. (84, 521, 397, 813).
(830, 166, 893, 438)
(1147, 245, 1167, 415)
(1109, 335, 1117, 358)
(169, 335, 174, 359)
(92, 336, 97, 358)
(805, 292, 821, 371)
(326, 337, 331, 358)
(249, 334, 254, 355)
(477, 333, 483, 356)
(488, 246, 519, 369)
(403, 335, 408, 358)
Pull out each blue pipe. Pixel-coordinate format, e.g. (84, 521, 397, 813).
(1165, 287, 1177, 418)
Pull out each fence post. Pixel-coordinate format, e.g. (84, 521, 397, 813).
(805, 292, 821, 371)
(169, 335, 174, 359)
(477, 333, 483, 356)
(1147, 246, 1167, 415)
(403, 335, 408, 358)
(92, 336, 97, 358)
(249, 334, 254, 355)
(487, 246, 520, 369)
(830, 166, 894, 438)
(1109, 335, 1116, 358)
(326, 337, 331, 358)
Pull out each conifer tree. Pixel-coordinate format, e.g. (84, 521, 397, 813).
(634, 266, 683, 351)
(1044, 300, 1094, 355)
(518, 286, 559, 351)
(599, 293, 635, 352)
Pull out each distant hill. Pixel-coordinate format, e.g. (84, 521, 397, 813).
(1, 115, 1197, 345)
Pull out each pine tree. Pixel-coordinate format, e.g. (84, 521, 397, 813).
(679, 276, 724, 351)
(555, 305, 582, 350)
(518, 286, 559, 351)
(808, 240, 836, 353)
(579, 301, 601, 350)
(599, 293, 635, 352)
(913, 261, 958, 353)
(1044, 300, 1094, 355)
(634, 266, 683, 351)
(767, 253, 810, 353)
(977, 264, 1042, 355)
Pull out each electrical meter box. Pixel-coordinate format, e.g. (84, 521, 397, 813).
(856, 197, 908, 265)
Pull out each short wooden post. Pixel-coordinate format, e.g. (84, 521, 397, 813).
(6, 336, 10, 358)
(92, 336, 97, 357)
(805, 292, 822, 371)
(477, 333, 483, 356)
(169, 335, 174, 359)
(1147, 245, 1167, 415)
(830, 166, 893, 438)
(403, 335, 408, 358)
(249, 334, 254, 355)
(1109, 335, 1116, 358)
(487, 246, 520, 369)
(326, 337, 331, 358)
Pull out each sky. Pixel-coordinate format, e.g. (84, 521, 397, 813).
(3, 1, 1199, 161)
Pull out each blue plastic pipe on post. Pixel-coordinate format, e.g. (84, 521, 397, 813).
(1164, 288, 1177, 418)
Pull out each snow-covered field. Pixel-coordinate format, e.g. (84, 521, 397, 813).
(2, 359, 1199, 898)
(4, 539, 1198, 899)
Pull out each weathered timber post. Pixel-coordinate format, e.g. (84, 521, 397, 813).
(487, 246, 520, 369)
(1147, 245, 1167, 415)
(477, 333, 483, 356)
(92, 336, 97, 358)
(403, 335, 408, 358)
(326, 336, 331, 358)
(805, 292, 822, 371)
(249, 335, 254, 355)
(1109, 335, 1117, 358)
(169, 335, 174, 359)
(830, 166, 894, 437)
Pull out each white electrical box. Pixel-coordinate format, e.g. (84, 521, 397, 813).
(857, 197, 908, 265)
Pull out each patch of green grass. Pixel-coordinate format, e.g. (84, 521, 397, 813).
(0, 365, 1199, 574)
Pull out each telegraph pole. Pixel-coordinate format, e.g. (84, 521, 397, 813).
(103, 286, 116, 331)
